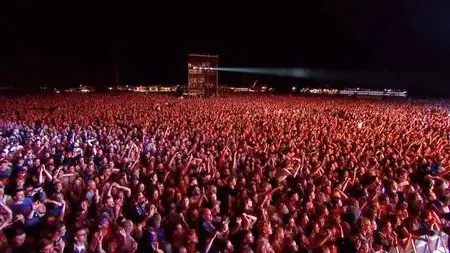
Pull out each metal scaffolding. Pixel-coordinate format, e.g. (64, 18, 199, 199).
(187, 54, 219, 98)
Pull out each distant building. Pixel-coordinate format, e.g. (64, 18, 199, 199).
(65, 85, 96, 93)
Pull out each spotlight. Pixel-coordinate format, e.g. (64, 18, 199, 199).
(292, 86, 296, 91)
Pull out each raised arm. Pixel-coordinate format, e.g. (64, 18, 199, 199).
(112, 182, 132, 198)
(232, 151, 238, 170)
(0, 202, 13, 229)
(183, 155, 194, 171)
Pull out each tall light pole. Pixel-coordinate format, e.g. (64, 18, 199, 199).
(113, 44, 120, 86)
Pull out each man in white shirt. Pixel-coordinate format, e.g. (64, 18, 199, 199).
(67, 227, 88, 253)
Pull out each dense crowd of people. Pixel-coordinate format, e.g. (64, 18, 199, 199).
(0, 93, 449, 253)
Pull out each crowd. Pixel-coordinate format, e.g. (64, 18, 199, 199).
(0, 93, 449, 253)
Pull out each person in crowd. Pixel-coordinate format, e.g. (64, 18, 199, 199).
(0, 93, 449, 252)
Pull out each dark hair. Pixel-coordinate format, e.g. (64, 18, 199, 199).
(32, 190, 43, 202)
(238, 230, 252, 246)
(74, 227, 86, 236)
(116, 216, 126, 226)
(146, 213, 161, 228)
(38, 238, 53, 250)
(14, 188, 25, 195)
(53, 220, 65, 232)
(14, 228, 26, 237)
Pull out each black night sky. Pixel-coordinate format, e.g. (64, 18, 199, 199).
(1, 2, 450, 96)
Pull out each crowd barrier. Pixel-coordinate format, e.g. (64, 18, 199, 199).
(389, 233, 449, 253)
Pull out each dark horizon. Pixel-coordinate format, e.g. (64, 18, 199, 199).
(2, 2, 450, 96)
